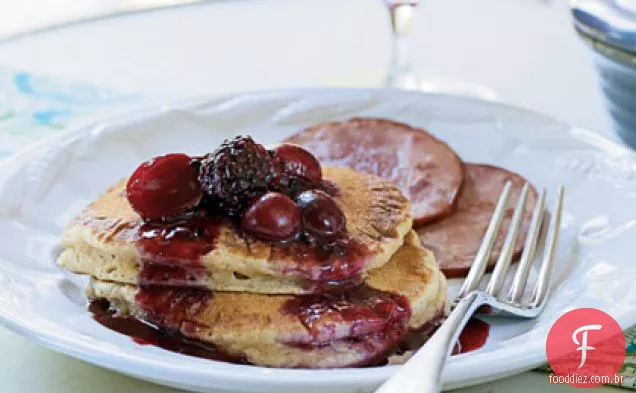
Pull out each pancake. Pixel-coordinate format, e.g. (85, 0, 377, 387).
(284, 118, 464, 225)
(59, 166, 413, 294)
(87, 232, 447, 368)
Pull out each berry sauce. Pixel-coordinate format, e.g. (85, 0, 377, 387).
(89, 299, 246, 364)
(282, 286, 411, 348)
(453, 319, 490, 354)
(134, 286, 212, 335)
(136, 214, 223, 287)
(274, 237, 371, 284)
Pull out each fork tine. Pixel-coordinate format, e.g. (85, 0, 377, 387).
(485, 183, 530, 297)
(532, 186, 564, 307)
(509, 188, 547, 302)
(458, 181, 512, 299)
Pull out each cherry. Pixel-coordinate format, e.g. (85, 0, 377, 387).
(272, 144, 322, 182)
(241, 192, 301, 241)
(126, 154, 203, 220)
(296, 190, 346, 240)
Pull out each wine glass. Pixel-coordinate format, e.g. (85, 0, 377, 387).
(383, 0, 498, 100)
(384, 0, 419, 89)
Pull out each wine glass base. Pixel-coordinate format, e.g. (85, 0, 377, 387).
(322, 70, 499, 102)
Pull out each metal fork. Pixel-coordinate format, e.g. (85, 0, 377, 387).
(374, 182, 564, 393)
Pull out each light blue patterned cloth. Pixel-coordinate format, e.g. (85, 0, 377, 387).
(0, 68, 138, 158)
(0, 67, 634, 389)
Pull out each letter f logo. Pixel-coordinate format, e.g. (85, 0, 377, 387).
(572, 324, 602, 368)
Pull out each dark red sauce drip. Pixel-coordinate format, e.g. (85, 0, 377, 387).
(275, 236, 371, 283)
(453, 318, 490, 354)
(136, 214, 223, 287)
(391, 309, 445, 358)
(89, 299, 247, 364)
(134, 286, 211, 336)
(282, 285, 411, 347)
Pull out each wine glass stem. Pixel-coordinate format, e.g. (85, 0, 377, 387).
(385, 3, 417, 89)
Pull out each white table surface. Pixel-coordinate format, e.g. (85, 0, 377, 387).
(0, 0, 621, 392)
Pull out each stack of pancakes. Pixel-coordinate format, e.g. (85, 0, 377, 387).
(58, 167, 447, 368)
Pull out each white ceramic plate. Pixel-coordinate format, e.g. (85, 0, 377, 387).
(0, 89, 635, 393)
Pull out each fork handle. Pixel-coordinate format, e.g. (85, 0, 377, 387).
(374, 292, 486, 393)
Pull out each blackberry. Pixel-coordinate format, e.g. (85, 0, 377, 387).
(199, 136, 276, 215)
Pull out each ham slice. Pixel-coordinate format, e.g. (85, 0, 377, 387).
(417, 163, 537, 278)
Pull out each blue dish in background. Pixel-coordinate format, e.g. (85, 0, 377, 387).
(572, 0, 636, 148)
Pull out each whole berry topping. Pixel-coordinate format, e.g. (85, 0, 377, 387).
(199, 136, 275, 215)
(126, 154, 203, 220)
(296, 190, 346, 240)
(272, 144, 322, 182)
(241, 192, 301, 241)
